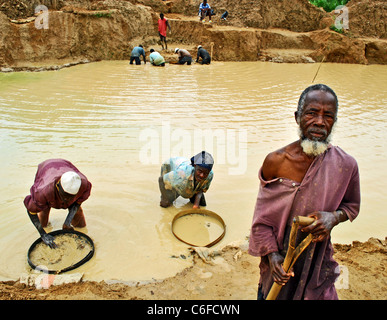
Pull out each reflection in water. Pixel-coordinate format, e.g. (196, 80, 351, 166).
(0, 61, 386, 282)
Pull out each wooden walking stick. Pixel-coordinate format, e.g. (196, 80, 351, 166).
(266, 216, 315, 300)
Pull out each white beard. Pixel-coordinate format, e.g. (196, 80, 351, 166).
(298, 124, 335, 156)
(300, 139, 329, 156)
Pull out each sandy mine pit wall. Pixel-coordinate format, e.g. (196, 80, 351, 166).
(0, 0, 386, 69)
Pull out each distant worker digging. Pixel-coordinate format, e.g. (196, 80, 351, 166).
(196, 45, 211, 65)
(149, 49, 165, 67)
(130, 45, 146, 65)
(174, 48, 192, 65)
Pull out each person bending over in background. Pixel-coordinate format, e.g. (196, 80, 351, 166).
(196, 45, 211, 64)
(174, 48, 192, 65)
(130, 45, 146, 65)
(149, 49, 165, 66)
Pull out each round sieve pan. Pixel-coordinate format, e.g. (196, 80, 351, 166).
(27, 229, 94, 274)
(171, 209, 226, 247)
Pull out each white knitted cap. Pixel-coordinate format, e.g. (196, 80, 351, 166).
(60, 171, 81, 195)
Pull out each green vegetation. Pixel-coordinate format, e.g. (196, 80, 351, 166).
(92, 12, 112, 18)
(309, 0, 349, 12)
(329, 24, 344, 33)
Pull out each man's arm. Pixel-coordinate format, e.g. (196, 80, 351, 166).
(25, 192, 57, 248)
(333, 209, 349, 223)
(142, 49, 146, 63)
(193, 192, 203, 209)
(303, 159, 360, 242)
(261, 151, 281, 181)
(27, 210, 57, 248)
(63, 202, 80, 230)
(302, 209, 348, 242)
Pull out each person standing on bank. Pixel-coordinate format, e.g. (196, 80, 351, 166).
(130, 45, 146, 65)
(159, 151, 214, 208)
(248, 84, 361, 300)
(158, 13, 171, 51)
(196, 45, 211, 64)
(24, 159, 92, 248)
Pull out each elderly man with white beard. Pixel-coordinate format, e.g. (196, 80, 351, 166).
(248, 84, 361, 300)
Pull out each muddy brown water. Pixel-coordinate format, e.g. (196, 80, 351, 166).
(0, 61, 386, 282)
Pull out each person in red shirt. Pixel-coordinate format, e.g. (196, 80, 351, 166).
(158, 13, 171, 50)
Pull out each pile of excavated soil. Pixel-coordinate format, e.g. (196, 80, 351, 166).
(0, 237, 385, 300)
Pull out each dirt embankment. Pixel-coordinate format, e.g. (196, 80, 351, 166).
(0, 237, 386, 300)
(0, 0, 386, 69)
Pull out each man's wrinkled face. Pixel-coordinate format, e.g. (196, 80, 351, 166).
(296, 90, 337, 156)
(297, 90, 337, 142)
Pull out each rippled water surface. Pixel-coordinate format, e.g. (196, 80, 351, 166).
(1, 61, 386, 281)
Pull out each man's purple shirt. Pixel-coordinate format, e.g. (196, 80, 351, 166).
(248, 145, 360, 299)
(24, 159, 92, 213)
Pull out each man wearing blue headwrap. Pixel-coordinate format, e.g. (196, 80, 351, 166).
(158, 151, 214, 208)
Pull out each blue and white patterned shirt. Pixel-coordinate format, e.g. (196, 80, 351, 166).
(161, 157, 213, 198)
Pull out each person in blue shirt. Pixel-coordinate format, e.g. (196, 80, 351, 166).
(130, 45, 146, 65)
(149, 49, 165, 66)
(159, 151, 214, 208)
(199, 0, 212, 23)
